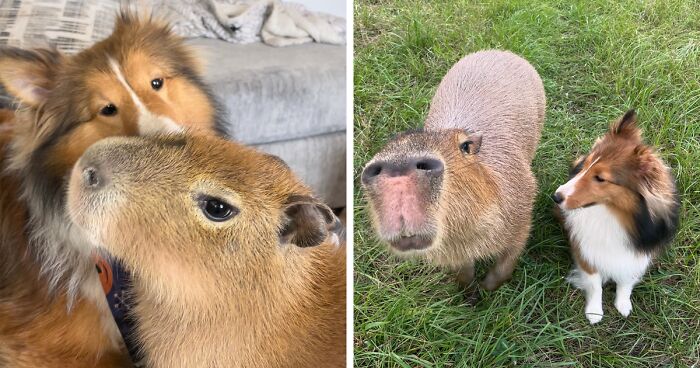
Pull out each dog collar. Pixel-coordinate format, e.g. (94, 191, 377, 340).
(94, 255, 143, 365)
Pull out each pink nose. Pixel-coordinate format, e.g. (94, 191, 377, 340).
(375, 175, 427, 234)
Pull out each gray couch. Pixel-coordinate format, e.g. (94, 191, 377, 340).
(189, 39, 346, 208)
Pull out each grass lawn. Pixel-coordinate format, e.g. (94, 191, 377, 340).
(353, 0, 700, 366)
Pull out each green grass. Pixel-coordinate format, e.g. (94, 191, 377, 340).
(353, 0, 700, 366)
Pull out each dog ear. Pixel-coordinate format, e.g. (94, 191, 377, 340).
(0, 47, 62, 107)
(610, 109, 642, 142)
(279, 194, 343, 248)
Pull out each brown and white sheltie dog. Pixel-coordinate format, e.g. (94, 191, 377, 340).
(552, 110, 679, 324)
(0, 12, 221, 367)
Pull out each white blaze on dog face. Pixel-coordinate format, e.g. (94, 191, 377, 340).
(107, 57, 182, 135)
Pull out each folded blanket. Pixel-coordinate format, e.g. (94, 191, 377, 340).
(148, 0, 346, 47)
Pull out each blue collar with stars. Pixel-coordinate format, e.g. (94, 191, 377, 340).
(94, 255, 142, 365)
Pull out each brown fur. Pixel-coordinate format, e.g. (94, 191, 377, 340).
(570, 238, 596, 275)
(362, 50, 546, 290)
(66, 134, 346, 368)
(0, 12, 219, 367)
(0, 109, 14, 126)
(0, 116, 130, 367)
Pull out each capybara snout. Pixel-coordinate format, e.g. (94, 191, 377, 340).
(363, 128, 484, 253)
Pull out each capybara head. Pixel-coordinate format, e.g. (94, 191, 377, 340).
(362, 128, 496, 254)
(554, 110, 667, 212)
(67, 134, 342, 292)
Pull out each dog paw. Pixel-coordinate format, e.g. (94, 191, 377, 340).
(615, 298, 633, 317)
(586, 312, 603, 324)
(585, 306, 604, 324)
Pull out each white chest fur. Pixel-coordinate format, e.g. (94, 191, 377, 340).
(564, 205, 651, 284)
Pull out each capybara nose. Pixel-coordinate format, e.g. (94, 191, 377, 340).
(414, 158, 444, 175)
(362, 157, 444, 185)
(551, 192, 564, 204)
(361, 161, 383, 185)
(81, 166, 107, 190)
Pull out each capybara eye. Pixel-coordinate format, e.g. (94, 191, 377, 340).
(200, 197, 238, 222)
(100, 104, 118, 116)
(459, 141, 472, 153)
(151, 78, 164, 91)
(594, 175, 605, 183)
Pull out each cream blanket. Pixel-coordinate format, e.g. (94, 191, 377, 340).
(151, 0, 346, 47)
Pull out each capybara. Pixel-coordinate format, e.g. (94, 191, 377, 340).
(553, 110, 679, 324)
(0, 12, 221, 366)
(67, 134, 346, 368)
(361, 50, 545, 290)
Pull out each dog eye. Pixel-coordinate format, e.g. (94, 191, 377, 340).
(459, 141, 472, 153)
(100, 104, 118, 116)
(594, 175, 605, 182)
(151, 78, 164, 91)
(200, 197, 238, 222)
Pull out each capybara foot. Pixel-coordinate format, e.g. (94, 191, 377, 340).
(454, 262, 475, 290)
(479, 245, 521, 291)
(478, 273, 510, 291)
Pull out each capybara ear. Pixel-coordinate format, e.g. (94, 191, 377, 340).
(610, 109, 642, 142)
(279, 195, 343, 248)
(0, 47, 63, 107)
(457, 130, 483, 154)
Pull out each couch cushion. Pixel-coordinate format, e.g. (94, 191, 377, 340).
(255, 131, 346, 208)
(188, 39, 346, 145)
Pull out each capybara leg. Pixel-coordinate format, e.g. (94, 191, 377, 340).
(614, 279, 637, 318)
(479, 243, 523, 291)
(454, 261, 475, 289)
